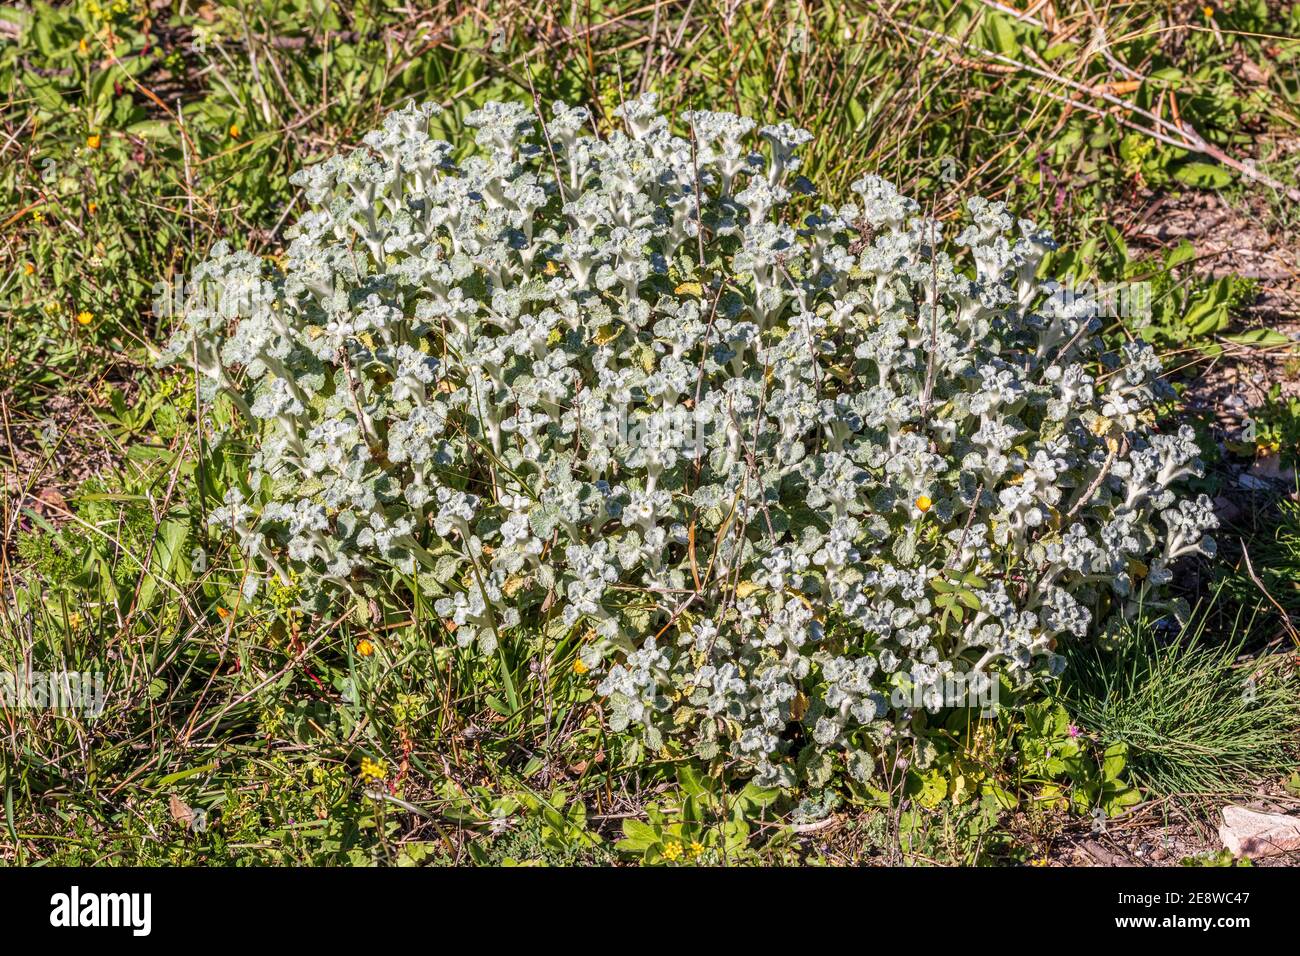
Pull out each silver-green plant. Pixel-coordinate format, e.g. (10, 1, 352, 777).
(164, 94, 1216, 785)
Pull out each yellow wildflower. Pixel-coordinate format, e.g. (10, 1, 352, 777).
(86, 134, 101, 150)
(229, 124, 241, 140)
(359, 756, 386, 783)
(76, 311, 93, 326)
(573, 658, 589, 675)
(356, 638, 374, 658)
(661, 842, 684, 861)
(915, 494, 933, 513)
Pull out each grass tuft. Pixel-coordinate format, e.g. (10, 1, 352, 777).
(1063, 601, 1300, 799)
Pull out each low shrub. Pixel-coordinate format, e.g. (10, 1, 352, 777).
(164, 95, 1217, 786)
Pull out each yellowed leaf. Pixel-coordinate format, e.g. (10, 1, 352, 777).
(790, 691, 809, 721)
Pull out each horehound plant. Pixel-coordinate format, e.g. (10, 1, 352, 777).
(163, 94, 1216, 785)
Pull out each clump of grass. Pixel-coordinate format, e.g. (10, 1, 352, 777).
(1062, 602, 1300, 799)
(1225, 499, 1300, 628)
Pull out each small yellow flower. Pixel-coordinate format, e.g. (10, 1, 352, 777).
(229, 124, 241, 140)
(79, 37, 90, 55)
(1202, 5, 1214, 17)
(359, 756, 386, 783)
(915, 494, 933, 513)
(356, 638, 374, 657)
(573, 658, 589, 675)
(75, 310, 93, 326)
(689, 841, 705, 858)
(86, 134, 101, 150)
(23, 262, 35, 276)
(661, 842, 684, 861)
(87, 202, 97, 215)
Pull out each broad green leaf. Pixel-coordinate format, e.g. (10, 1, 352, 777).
(1174, 162, 1232, 189)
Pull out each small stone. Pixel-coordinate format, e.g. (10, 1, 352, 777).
(1219, 806, 1300, 858)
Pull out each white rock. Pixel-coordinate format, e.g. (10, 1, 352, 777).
(1219, 805, 1300, 858)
